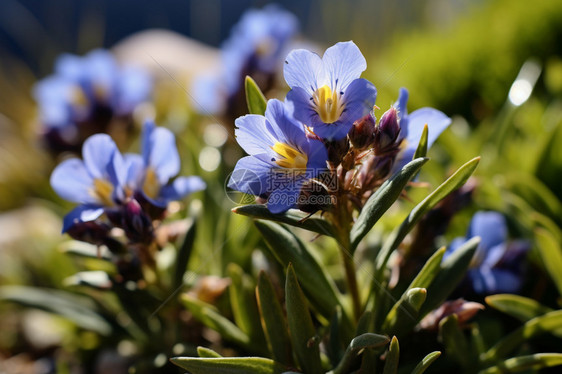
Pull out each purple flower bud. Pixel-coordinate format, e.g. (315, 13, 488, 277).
(375, 107, 401, 154)
(348, 113, 376, 150)
(121, 199, 154, 243)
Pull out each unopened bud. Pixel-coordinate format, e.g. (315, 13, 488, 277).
(375, 107, 401, 153)
(349, 113, 376, 150)
(122, 199, 154, 243)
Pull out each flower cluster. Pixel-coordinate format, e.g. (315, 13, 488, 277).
(229, 41, 451, 215)
(34, 49, 152, 154)
(193, 4, 298, 117)
(50, 121, 205, 278)
(445, 211, 529, 295)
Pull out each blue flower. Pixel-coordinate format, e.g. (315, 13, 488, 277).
(124, 121, 206, 208)
(33, 49, 151, 149)
(284, 41, 377, 140)
(228, 99, 328, 213)
(445, 211, 529, 295)
(193, 4, 298, 115)
(392, 88, 452, 172)
(50, 134, 126, 233)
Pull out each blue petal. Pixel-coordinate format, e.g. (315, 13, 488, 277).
(51, 158, 96, 204)
(482, 243, 508, 268)
(322, 41, 367, 91)
(123, 153, 144, 188)
(267, 180, 302, 213)
(286, 87, 318, 129)
(305, 138, 329, 170)
(284, 48, 325, 94)
(265, 99, 306, 147)
(468, 211, 507, 251)
(116, 66, 152, 114)
(405, 108, 452, 151)
(235, 114, 278, 156)
(83, 134, 120, 180)
(469, 267, 522, 295)
(228, 156, 271, 196)
(62, 204, 104, 233)
(443, 237, 467, 262)
(312, 120, 354, 141)
(396, 87, 409, 123)
(142, 122, 181, 185)
(160, 176, 206, 201)
(337, 78, 377, 125)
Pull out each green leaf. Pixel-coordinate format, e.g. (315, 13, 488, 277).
(479, 353, 562, 373)
(0, 286, 112, 335)
(227, 264, 266, 349)
(382, 336, 400, 374)
(439, 314, 472, 369)
(382, 288, 427, 337)
(535, 227, 562, 296)
(256, 271, 294, 366)
(375, 157, 480, 274)
(255, 220, 345, 320)
(171, 357, 287, 374)
(408, 247, 446, 290)
(485, 294, 553, 323)
(419, 237, 479, 317)
(245, 76, 267, 115)
(285, 264, 323, 374)
(411, 351, 441, 374)
(413, 124, 429, 160)
(329, 306, 344, 368)
(174, 216, 198, 290)
(482, 310, 562, 362)
(180, 293, 251, 348)
(331, 333, 390, 374)
(233, 204, 335, 237)
(350, 157, 429, 250)
(197, 346, 222, 358)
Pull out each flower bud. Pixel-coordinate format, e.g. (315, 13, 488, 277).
(121, 199, 154, 243)
(375, 107, 401, 154)
(348, 113, 376, 150)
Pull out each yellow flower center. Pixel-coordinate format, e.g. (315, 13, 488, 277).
(142, 167, 161, 199)
(91, 178, 114, 206)
(313, 85, 344, 124)
(71, 85, 89, 107)
(271, 142, 308, 170)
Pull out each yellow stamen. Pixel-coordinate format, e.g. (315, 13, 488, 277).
(71, 85, 88, 107)
(143, 167, 160, 199)
(271, 142, 308, 170)
(313, 85, 344, 123)
(91, 178, 114, 206)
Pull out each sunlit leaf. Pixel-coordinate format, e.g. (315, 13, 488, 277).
(171, 356, 287, 374)
(382, 336, 400, 374)
(413, 124, 429, 160)
(245, 76, 267, 115)
(411, 351, 441, 374)
(331, 333, 390, 374)
(233, 205, 335, 237)
(479, 353, 562, 373)
(197, 346, 222, 358)
(535, 227, 562, 296)
(350, 157, 429, 250)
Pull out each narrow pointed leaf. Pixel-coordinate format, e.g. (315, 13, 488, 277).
(180, 293, 251, 348)
(256, 271, 294, 366)
(382, 288, 427, 336)
(382, 336, 400, 374)
(174, 217, 198, 290)
(245, 76, 267, 115)
(197, 346, 222, 358)
(408, 247, 446, 290)
(350, 157, 429, 250)
(329, 306, 344, 368)
(419, 237, 479, 317)
(233, 205, 335, 236)
(485, 294, 553, 322)
(482, 309, 562, 362)
(227, 263, 266, 347)
(286, 264, 323, 374)
(375, 157, 480, 274)
(171, 357, 287, 374)
(411, 351, 441, 374)
(332, 333, 390, 374)
(478, 353, 562, 374)
(439, 315, 472, 369)
(535, 227, 562, 296)
(413, 124, 429, 160)
(0, 286, 112, 336)
(255, 220, 344, 320)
